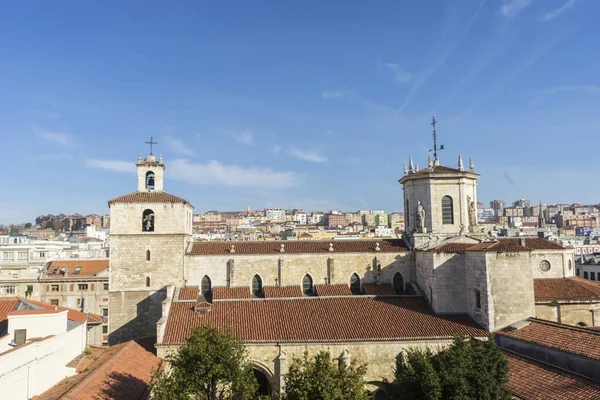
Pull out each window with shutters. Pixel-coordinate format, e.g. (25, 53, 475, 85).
(442, 196, 454, 224)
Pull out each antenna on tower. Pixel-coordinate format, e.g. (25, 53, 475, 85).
(428, 117, 444, 166)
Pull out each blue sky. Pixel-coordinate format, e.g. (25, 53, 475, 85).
(1, 0, 599, 224)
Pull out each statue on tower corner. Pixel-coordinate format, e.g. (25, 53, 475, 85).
(416, 200, 426, 233)
(468, 196, 477, 233)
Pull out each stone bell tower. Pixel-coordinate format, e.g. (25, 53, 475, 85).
(399, 118, 481, 249)
(108, 138, 193, 344)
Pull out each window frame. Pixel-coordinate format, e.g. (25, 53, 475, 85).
(51, 284, 60, 292)
(349, 273, 361, 295)
(302, 274, 314, 296)
(78, 284, 88, 291)
(441, 196, 454, 225)
(252, 274, 263, 298)
(392, 272, 404, 295)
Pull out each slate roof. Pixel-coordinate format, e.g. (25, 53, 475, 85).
(187, 239, 409, 256)
(504, 349, 600, 400)
(314, 284, 352, 296)
(160, 296, 487, 346)
(43, 259, 109, 278)
(34, 341, 161, 400)
(534, 278, 600, 302)
(497, 319, 600, 361)
(108, 191, 192, 206)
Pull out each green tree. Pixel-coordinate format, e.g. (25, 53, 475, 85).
(391, 336, 509, 400)
(282, 351, 369, 400)
(150, 325, 262, 400)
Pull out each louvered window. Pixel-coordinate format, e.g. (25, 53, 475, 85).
(442, 196, 454, 224)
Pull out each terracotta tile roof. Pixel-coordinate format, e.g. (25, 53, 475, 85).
(534, 278, 600, 302)
(34, 341, 161, 400)
(44, 259, 109, 278)
(504, 349, 600, 399)
(0, 297, 19, 337)
(212, 286, 253, 300)
(179, 286, 199, 301)
(428, 242, 474, 254)
(108, 191, 192, 206)
(363, 283, 397, 296)
(264, 285, 303, 298)
(497, 319, 600, 361)
(467, 238, 565, 253)
(187, 239, 409, 256)
(160, 296, 487, 345)
(315, 284, 352, 296)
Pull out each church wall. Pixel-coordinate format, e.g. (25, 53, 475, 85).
(136, 163, 164, 192)
(157, 338, 458, 395)
(415, 251, 434, 305)
(486, 252, 535, 331)
(534, 304, 559, 322)
(402, 180, 431, 233)
(529, 250, 575, 279)
(432, 253, 467, 314)
(185, 252, 412, 290)
(465, 252, 490, 330)
(535, 303, 600, 327)
(110, 202, 193, 235)
(108, 289, 168, 344)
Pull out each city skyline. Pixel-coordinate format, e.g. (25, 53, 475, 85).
(2, 1, 600, 224)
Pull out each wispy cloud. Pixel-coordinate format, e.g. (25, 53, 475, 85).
(385, 63, 412, 84)
(170, 159, 300, 189)
(165, 136, 197, 157)
(234, 129, 253, 146)
(536, 85, 600, 95)
(273, 145, 282, 154)
(85, 159, 136, 174)
(541, 0, 576, 21)
(501, 0, 532, 18)
(321, 90, 345, 100)
(35, 128, 73, 146)
(288, 148, 328, 163)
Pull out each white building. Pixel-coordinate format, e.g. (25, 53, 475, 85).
(0, 297, 101, 400)
(293, 212, 307, 225)
(265, 208, 286, 223)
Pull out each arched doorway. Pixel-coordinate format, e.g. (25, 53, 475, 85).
(253, 368, 272, 397)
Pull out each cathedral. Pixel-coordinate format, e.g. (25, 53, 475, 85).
(107, 142, 597, 397)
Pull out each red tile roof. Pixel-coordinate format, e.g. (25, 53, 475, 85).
(44, 259, 109, 278)
(363, 283, 397, 296)
(108, 191, 192, 206)
(160, 296, 487, 346)
(0, 297, 20, 337)
(497, 319, 600, 361)
(264, 285, 303, 298)
(428, 242, 474, 254)
(504, 349, 600, 399)
(460, 238, 565, 253)
(212, 286, 253, 300)
(188, 239, 409, 255)
(314, 284, 352, 296)
(178, 286, 199, 301)
(34, 341, 161, 400)
(534, 278, 600, 302)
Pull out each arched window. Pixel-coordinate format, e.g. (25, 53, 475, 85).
(201, 275, 212, 302)
(146, 250, 151, 261)
(146, 171, 155, 190)
(252, 275, 263, 297)
(393, 272, 404, 295)
(350, 273, 361, 295)
(302, 274, 313, 296)
(142, 209, 155, 232)
(577, 321, 588, 327)
(441, 196, 454, 224)
(145, 277, 150, 287)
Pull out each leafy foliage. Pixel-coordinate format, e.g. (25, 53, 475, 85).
(389, 336, 509, 400)
(282, 351, 369, 400)
(150, 325, 262, 400)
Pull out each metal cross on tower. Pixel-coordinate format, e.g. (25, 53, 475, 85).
(145, 137, 158, 155)
(430, 116, 444, 164)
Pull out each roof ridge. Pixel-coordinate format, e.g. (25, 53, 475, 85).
(528, 318, 600, 335)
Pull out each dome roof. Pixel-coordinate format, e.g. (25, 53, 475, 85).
(144, 154, 157, 162)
